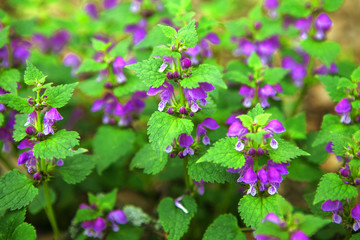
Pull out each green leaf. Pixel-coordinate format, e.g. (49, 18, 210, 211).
(248, 52, 262, 69)
(28, 186, 56, 215)
(269, 138, 309, 163)
(24, 61, 45, 86)
(317, 75, 347, 102)
(0, 69, 20, 93)
(238, 195, 283, 228)
(78, 78, 104, 97)
(13, 113, 28, 142)
(92, 189, 117, 211)
(159, 24, 177, 38)
(278, 0, 311, 17)
(351, 67, 360, 82)
(248, 104, 264, 119)
(113, 75, 148, 97)
(0, 113, 3, 126)
(301, 40, 340, 67)
(203, 214, 246, 240)
(58, 154, 95, 184)
(91, 38, 111, 52)
(147, 111, 194, 152)
(123, 205, 151, 227)
(285, 113, 306, 139)
(255, 221, 288, 240)
(314, 173, 358, 204)
(0, 170, 38, 211)
(197, 137, 246, 169)
(74, 208, 102, 223)
(295, 213, 330, 236)
(224, 70, 255, 87)
(0, 94, 33, 113)
(11, 222, 37, 240)
(287, 158, 323, 182)
(158, 196, 197, 240)
(0, 26, 9, 48)
(44, 82, 78, 108)
(0, 209, 26, 239)
(238, 115, 253, 128)
(255, 113, 272, 126)
(323, 0, 344, 11)
(177, 20, 198, 48)
(33, 129, 80, 160)
(163, 0, 192, 15)
(130, 144, 168, 175)
(126, 57, 166, 88)
(151, 46, 181, 58)
(106, 225, 144, 240)
(181, 64, 227, 89)
(187, 158, 237, 183)
(263, 68, 289, 85)
(135, 25, 171, 49)
(93, 126, 135, 174)
(76, 59, 107, 74)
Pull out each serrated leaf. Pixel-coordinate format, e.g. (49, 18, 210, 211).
(203, 214, 246, 240)
(238, 115, 253, 128)
(33, 129, 80, 159)
(151, 46, 181, 58)
(187, 158, 237, 183)
(197, 137, 246, 169)
(181, 64, 227, 89)
(351, 67, 360, 82)
(44, 82, 78, 108)
(224, 71, 255, 87)
(12, 113, 28, 142)
(0, 209, 26, 239)
(314, 173, 358, 204)
(11, 222, 36, 240)
(147, 111, 194, 152)
(158, 24, 177, 38)
(248, 104, 264, 119)
(0, 26, 9, 48)
(278, 0, 311, 17)
(113, 75, 148, 97)
(287, 158, 323, 182)
(78, 78, 104, 97)
(158, 196, 197, 240)
(76, 59, 107, 74)
(0, 94, 33, 113)
(28, 186, 56, 215)
(255, 113, 272, 126)
(92, 38, 111, 52)
(24, 61, 45, 86)
(93, 126, 135, 174)
(238, 195, 283, 228)
(126, 57, 166, 88)
(295, 213, 330, 236)
(248, 52, 262, 68)
(58, 154, 95, 184)
(317, 75, 347, 102)
(0, 170, 38, 211)
(74, 208, 102, 223)
(135, 26, 171, 49)
(301, 40, 340, 67)
(263, 68, 289, 85)
(92, 189, 118, 211)
(130, 144, 168, 175)
(285, 113, 306, 140)
(0, 69, 20, 93)
(177, 20, 198, 48)
(323, 0, 344, 11)
(269, 138, 309, 163)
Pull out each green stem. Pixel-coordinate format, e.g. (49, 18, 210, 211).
(35, 90, 42, 132)
(290, 87, 307, 117)
(43, 181, 60, 240)
(179, 82, 186, 107)
(239, 227, 253, 232)
(183, 157, 193, 192)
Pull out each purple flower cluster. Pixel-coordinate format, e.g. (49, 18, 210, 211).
(165, 118, 219, 158)
(322, 201, 360, 232)
(185, 33, 220, 65)
(238, 83, 282, 109)
(91, 91, 146, 126)
(32, 30, 71, 53)
(25, 108, 63, 137)
(335, 98, 352, 124)
(255, 212, 310, 240)
(84, 0, 119, 19)
(80, 203, 127, 238)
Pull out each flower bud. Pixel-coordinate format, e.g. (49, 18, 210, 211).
(35, 103, 41, 109)
(179, 106, 187, 114)
(41, 102, 47, 107)
(56, 159, 64, 166)
(105, 82, 113, 89)
(248, 74, 254, 81)
(173, 71, 180, 79)
(355, 178, 360, 185)
(248, 148, 256, 155)
(166, 72, 173, 79)
(27, 98, 35, 105)
(109, 118, 116, 125)
(257, 148, 265, 156)
(171, 45, 177, 51)
(167, 108, 174, 115)
(189, 112, 194, 117)
(356, 151, 360, 158)
(254, 21, 262, 30)
(33, 172, 42, 180)
(181, 58, 192, 69)
(25, 126, 36, 135)
(178, 151, 185, 159)
(37, 132, 44, 139)
(182, 74, 187, 78)
(42, 95, 47, 99)
(169, 152, 177, 158)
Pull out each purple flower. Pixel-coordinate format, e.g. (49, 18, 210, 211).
(239, 85, 255, 108)
(264, 119, 285, 149)
(263, 212, 281, 225)
(294, 16, 313, 39)
(282, 56, 307, 87)
(184, 82, 215, 112)
(199, 32, 220, 58)
(258, 84, 281, 108)
(174, 195, 188, 213)
(242, 167, 257, 196)
(234, 38, 256, 57)
(313, 63, 338, 75)
(91, 93, 118, 124)
(267, 167, 282, 195)
(11, 38, 31, 66)
(314, 13, 332, 40)
(114, 91, 146, 126)
(32, 34, 50, 52)
(107, 210, 127, 231)
(17, 139, 37, 174)
(290, 230, 310, 240)
(25, 111, 37, 127)
(113, 56, 136, 83)
(178, 133, 194, 156)
(125, 19, 147, 45)
(194, 180, 205, 195)
(257, 168, 268, 191)
(63, 53, 81, 76)
(335, 98, 352, 124)
(43, 108, 63, 135)
(196, 118, 219, 145)
(321, 200, 343, 224)
(185, 45, 201, 65)
(147, 81, 175, 112)
(351, 204, 360, 231)
(84, 3, 99, 19)
(227, 121, 249, 151)
(340, 163, 351, 177)
(104, 0, 118, 9)
(264, 0, 279, 10)
(256, 36, 279, 63)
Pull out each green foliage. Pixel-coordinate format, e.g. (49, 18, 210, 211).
(0, 170, 38, 211)
(24, 61, 45, 86)
(285, 113, 306, 139)
(255, 221, 289, 240)
(135, 25, 171, 49)
(58, 154, 95, 184)
(317, 75, 347, 102)
(74, 208, 102, 223)
(159, 24, 177, 38)
(28, 186, 56, 215)
(0, 26, 9, 48)
(130, 144, 168, 175)
(248, 104, 265, 119)
(224, 70, 254, 87)
(238, 195, 283, 228)
(248, 52, 262, 69)
(238, 115, 252, 128)
(91, 38, 111, 52)
(181, 64, 227, 89)
(44, 82, 78, 108)
(126, 57, 166, 88)
(147, 111, 194, 152)
(123, 205, 151, 227)
(0, 94, 33, 113)
(78, 78, 104, 97)
(187, 158, 237, 183)
(163, 0, 192, 16)
(269, 138, 309, 163)
(351, 67, 360, 82)
(106, 225, 144, 240)
(197, 137, 245, 169)
(0, 69, 20, 93)
(89, 189, 117, 211)
(295, 213, 330, 236)
(301, 40, 340, 67)
(255, 113, 272, 126)
(33, 129, 80, 159)
(323, 0, 344, 11)
(314, 173, 358, 204)
(13, 113, 28, 142)
(0, 209, 25, 239)
(0, 113, 3, 126)
(150, 46, 181, 58)
(93, 126, 135, 174)
(202, 214, 246, 240)
(11, 222, 37, 240)
(177, 20, 198, 48)
(278, 0, 311, 17)
(76, 59, 107, 74)
(158, 196, 197, 240)
(287, 158, 323, 182)
(113, 75, 148, 97)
